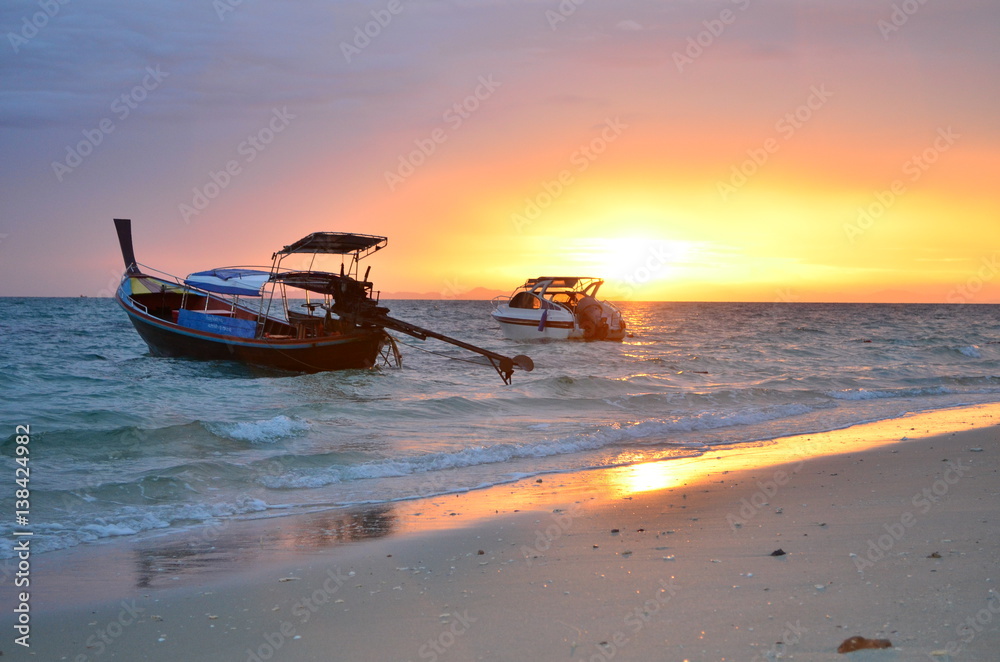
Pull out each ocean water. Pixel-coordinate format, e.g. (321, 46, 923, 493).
(1, 297, 999, 559)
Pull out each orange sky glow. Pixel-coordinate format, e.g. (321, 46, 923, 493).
(1, 1, 997, 302)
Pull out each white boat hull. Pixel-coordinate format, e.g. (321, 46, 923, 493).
(491, 308, 581, 340)
(491, 276, 628, 341)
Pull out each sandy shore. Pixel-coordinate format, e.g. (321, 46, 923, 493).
(3, 403, 1000, 661)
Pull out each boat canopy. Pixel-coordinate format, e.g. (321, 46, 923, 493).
(271, 271, 360, 294)
(523, 277, 602, 289)
(184, 268, 272, 296)
(275, 232, 387, 258)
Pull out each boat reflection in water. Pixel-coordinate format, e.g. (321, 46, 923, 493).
(131, 505, 398, 589)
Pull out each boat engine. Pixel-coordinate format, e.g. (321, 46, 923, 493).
(576, 296, 611, 340)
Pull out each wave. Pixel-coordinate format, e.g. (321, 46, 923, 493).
(3, 415, 314, 450)
(825, 383, 1000, 401)
(204, 415, 311, 443)
(258, 402, 814, 489)
(825, 386, 950, 401)
(5, 299, 1000, 562)
(0, 495, 271, 559)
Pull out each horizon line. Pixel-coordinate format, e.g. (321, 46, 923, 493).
(4, 295, 999, 305)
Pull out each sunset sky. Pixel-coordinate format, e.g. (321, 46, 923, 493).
(1, 0, 997, 301)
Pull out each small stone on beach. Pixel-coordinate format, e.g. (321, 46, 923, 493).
(770, 549, 786, 556)
(836, 636, 892, 653)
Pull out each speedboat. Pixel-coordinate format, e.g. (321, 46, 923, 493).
(491, 277, 627, 341)
(113, 219, 532, 383)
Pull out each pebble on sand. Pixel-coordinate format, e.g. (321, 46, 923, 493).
(837, 636, 892, 653)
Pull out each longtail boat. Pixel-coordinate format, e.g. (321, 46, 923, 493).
(113, 219, 532, 383)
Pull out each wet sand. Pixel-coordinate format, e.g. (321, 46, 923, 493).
(3, 403, 999, 661)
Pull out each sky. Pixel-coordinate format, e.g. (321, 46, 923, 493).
(1, 0, 998, 302)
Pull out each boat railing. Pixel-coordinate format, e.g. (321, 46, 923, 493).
(118, 278, 150, 314)
(130, 262, 275, 329)
(499, 289, 574, 315)
(134, 262, 187, 286)
(489, 294, 509, 311)
(135, 262, 304, 285)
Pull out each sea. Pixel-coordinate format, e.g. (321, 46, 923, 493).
(1, 298, 999, 560)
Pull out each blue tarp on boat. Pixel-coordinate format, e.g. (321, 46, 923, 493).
(177, 309, 257, 338)
(184, 269, 271, 296)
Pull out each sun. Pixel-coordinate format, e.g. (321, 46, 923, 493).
(559, 235, 700, 297)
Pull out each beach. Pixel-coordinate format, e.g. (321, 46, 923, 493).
(6, 403, 999, 661)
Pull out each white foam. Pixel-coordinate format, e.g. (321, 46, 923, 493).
(207, 415, 310, 443)
(826, 386, 950, 401)
(258, 403, 815, 490)
(0, 496, 273, 559)
(80, 523, 139, 537)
